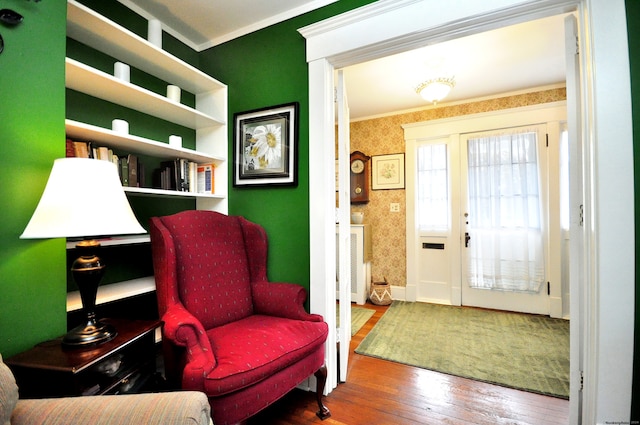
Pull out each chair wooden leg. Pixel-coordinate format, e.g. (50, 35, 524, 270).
(314, 365, 331, 420)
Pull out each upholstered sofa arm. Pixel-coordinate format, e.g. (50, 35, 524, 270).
(252, 281, 324, 322)
(11, 391, 211, 425)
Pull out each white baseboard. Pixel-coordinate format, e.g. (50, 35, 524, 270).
(390, 285, 406, 301)
(549, 296, 563, 319)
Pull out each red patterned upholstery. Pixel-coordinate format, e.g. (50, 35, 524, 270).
(150, 210, 330, 425)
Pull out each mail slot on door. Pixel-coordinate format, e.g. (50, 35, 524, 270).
(422, 242, 445, 249)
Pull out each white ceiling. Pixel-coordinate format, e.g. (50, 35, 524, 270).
(343, 14, 567, 120)
(119, 0, 338, 50)
(117, 1, 568, 120)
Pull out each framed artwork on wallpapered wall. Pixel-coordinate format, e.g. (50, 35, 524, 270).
(233, 102, 298, 187)
(372, 153, 405, 190)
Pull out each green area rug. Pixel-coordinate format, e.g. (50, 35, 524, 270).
(338, 306, 375, 336)
(355, 301, 570, 398)
(351, 306, 375, 335)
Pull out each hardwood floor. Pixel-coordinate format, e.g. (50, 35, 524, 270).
(248, 302, 570, 425)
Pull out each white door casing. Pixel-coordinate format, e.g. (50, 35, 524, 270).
(300, 1, 634, 422)
(565, 13, 584, 424)
(307, 57, 338, 393)
(336, 70, 352, 383)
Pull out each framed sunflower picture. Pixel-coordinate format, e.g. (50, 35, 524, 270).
(233, 102, 298, 187)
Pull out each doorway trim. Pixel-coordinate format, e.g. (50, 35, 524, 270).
(299, 0, 634, 423)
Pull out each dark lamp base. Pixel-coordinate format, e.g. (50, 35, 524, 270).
(62, 319, 117, 348)
(65, 240, 117, 349)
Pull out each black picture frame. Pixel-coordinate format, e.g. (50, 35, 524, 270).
(233, 102, 299, 187)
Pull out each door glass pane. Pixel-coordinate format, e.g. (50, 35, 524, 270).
(417, 143, 448, 231)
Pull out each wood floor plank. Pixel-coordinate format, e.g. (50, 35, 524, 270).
(249, 302, 569, 425)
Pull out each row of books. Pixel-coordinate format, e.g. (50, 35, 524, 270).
(154, 159, 215, 194)
(66, 138, 215, 194)
(67, 139, 145, 187)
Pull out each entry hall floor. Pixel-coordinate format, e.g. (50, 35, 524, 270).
(248, 302, 570, 425)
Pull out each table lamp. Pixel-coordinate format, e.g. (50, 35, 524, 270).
(21, 158, 146, 348)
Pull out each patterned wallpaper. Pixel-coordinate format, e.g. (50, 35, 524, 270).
(348, 88, 566, 288)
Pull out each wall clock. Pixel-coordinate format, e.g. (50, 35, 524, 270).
(350, 150, 370, 204)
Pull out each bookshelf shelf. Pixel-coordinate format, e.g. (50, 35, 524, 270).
(66, 119, 223, 164)
(124, 186, 224, 198)
(66, 276, 156, 312)
(66, 235, 151, 250)
(66, 59, 224, 129)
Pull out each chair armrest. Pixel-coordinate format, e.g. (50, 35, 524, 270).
(12, 391, 211, 425)
(162, 303, 217, 386)
(252, 281, 324, 322)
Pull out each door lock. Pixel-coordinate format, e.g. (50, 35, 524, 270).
(465, 232, 471, 248)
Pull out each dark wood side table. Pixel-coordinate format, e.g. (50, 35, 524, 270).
(6, 318, 162, 398)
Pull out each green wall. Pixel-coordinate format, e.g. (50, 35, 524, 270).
(0, 0, 67, 356)
(200, 0, 376, 292)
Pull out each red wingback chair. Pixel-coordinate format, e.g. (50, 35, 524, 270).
(149, 210, 330, 425)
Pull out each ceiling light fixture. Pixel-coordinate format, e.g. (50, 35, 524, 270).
(415, 76, 455, 104)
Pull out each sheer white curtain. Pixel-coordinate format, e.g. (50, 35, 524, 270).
(466, 130, 545, 293)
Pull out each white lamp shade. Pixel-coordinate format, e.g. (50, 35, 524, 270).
(21, 158, 146, 239)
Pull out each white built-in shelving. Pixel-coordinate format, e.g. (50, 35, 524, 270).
(65, 0, 228, 309)
(66, 236, 154, 313)
(66, 2, 223, 96)
(65, 0, 228, 207)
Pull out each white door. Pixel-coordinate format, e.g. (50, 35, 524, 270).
(415, 137, 462, 305)
(564, 13, 583, 424)
(336, 69, 352, 383)
(459, 125, 550, 315)
(415, 124, 553, 315)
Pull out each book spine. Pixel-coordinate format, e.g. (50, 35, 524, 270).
(128, 154, 138, 188)
(66, 139, 76, 157)
(73, 141, 90, 158)
(120, 157, 129, 186)
(97, 146, 110, 161)
(189, 162, 197, 193)
(179, 158, 188, 192)
(197, 163, 215, 194)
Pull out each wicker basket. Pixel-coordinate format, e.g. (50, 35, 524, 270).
(369, 278, 392, 305)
